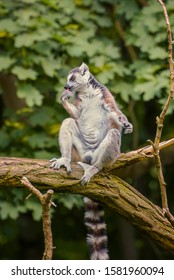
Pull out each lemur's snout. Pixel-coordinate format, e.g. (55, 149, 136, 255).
(64, 84, 73, 91)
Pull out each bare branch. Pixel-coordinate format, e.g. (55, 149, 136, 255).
(21, 176, 54, 260)
(150, 0, 174, 214)
(111, 138, 174, 170)
(156, 0, 174, 145)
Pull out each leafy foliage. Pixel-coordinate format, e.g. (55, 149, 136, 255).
(0, 0, 173, 108)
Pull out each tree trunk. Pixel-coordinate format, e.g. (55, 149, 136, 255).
(0, 73, 26, 110)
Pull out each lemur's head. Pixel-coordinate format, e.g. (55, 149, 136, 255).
(64, 63, 90, 92)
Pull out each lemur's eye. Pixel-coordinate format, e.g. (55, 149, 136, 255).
(69, 74, 75, 81)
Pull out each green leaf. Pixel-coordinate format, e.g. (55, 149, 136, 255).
(0, 18, 22, 33)
(29, 107, 54, 126)
(15, 33, 37, 47)
(89, 55, 109, 67)
(104, 44, 120, 59)
(25, 199, 42, 221)
(85, 39, 120, 59)
(27, 134, 44, 148)
(34, 150, 54, 159)
(57, 0, 75, 15)
(12, 66, 38, 80)
(0, 130, 11, 149)
(14, 8, 39, 24)
(156, 70, 169, 91)
(58, 194, 83, 210)
(40, 58, 61, 77)
(117, 0, 139, 20)
(109, 62, 130, 77)
(30, 41, 53, 56)
(96, 69, 115, 84)
(90, 15, 112, 27)
(0, 202, 19, 220)
(27, 133, 55, 149)
(65, 43, 85, 57)
(15, 29, 51, 47)
(17, 83, 43, 107)
(131, 60, 161, 80)
(149, 47, 167, 60)
(0, 56, 15, 71)
(111, 81, 136, 102)
(159, 98, 174, 115)
(42, 0, 60, 9)
(134, 80, 158, 101)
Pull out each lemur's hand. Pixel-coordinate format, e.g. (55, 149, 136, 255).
(123, 122, 133, 134)
(61, 89, 73, 101)
(118, 116, 133, 134)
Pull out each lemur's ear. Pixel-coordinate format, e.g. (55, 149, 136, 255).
(79, 62, 89, 76)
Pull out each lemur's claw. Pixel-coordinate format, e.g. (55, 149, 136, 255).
(77, 161, 98, 185)
(80, 175, 91, 185)
(50, 157, 72, 173)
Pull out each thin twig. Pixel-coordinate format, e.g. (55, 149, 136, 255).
(151, 0, 174, 217)
(21, 176, 55, 260)
(115, 138, 174, 166)
(156, 0, 174, 145)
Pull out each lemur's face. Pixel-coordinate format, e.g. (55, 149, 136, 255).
(64, 63, 90, 91)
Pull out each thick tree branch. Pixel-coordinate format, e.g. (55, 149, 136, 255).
(0, 138, 174, 187)
(1, 141, 174, 253)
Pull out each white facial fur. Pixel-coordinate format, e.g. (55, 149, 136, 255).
(66, 63, 90, 91)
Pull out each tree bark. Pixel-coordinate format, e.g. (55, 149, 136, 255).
(0, 73, 26, 110)
(0, 155, 174, 254)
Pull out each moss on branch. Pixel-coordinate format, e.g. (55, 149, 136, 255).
(1, 147, 174, 253)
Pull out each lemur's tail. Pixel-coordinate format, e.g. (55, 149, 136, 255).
(84, 197, 109, 260)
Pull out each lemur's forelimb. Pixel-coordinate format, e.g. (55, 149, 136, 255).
(50, 118, 84, 173)
(61, 89, 80, 119)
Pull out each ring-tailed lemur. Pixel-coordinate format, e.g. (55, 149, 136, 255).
(50, 63, 133, 259)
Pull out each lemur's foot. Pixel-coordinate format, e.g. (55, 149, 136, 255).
(50, 157, 72, 173)
(78, 162, 99, 185)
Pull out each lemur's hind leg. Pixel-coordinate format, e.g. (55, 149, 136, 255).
(50, 118, 84, 173)
(78, 128, 121, 184)
(77, 162, 99, 185)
